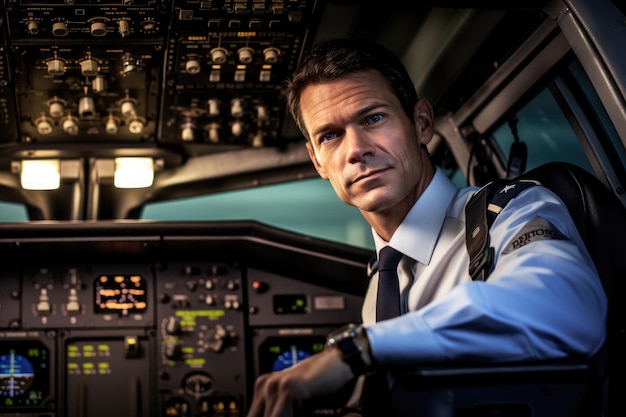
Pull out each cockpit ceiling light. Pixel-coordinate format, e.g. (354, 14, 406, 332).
(20, 159, 61, 190)
(114, 157, 154, 189)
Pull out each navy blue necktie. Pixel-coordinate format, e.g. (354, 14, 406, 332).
(376, 246, 403, 321)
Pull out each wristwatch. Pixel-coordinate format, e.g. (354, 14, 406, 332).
(325, 324, 373, 376)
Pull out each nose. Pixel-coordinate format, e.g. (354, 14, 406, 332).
(345, 127, 375, 164)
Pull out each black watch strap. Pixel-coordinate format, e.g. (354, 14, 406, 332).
(325, 324, 373, 376)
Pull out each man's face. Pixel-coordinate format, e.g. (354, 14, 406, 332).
(302, 70, 434, 216)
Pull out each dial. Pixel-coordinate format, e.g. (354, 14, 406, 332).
(0, 352, 35, 398)
(259, 336, 325, 374)
(272, 346, 311, 372)
(0, 341, 50, 409)
(182, 372, 213, 398)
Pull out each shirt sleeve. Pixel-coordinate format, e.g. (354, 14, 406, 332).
(365, 185, 608, 366)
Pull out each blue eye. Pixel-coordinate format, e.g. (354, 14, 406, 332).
(364, 114, 384, 125)
(320, 132, 337, 143)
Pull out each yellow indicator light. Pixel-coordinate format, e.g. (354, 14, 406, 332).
(175, 310, 225, 320)
(185, 358, 206, 366)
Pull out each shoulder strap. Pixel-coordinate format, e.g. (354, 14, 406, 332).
(466, 179, 540, 281)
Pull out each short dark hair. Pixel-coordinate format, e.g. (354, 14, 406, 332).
(284, 38, 420, 140)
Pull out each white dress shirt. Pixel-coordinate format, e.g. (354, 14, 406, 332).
(363, 167, 607, 365)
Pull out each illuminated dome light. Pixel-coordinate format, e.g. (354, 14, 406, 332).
(20, 159, 61, 190)
(114, 157, 154, 189)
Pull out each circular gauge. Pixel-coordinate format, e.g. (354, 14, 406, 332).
(0, 341, 50, 409)
(259, 336, 326, 374)
(182, 372, 213, 398)
(272, 346, 311, 372)
(0, 352, 35, 397)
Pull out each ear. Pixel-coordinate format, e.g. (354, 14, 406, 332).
(413, 98, 435, 145)
(306, 141, 329, 180)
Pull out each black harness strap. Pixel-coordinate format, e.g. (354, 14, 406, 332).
(466, 179, 540, 281)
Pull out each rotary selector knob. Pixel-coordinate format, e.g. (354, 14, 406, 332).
(27, 21, 40, 35)
(185, 59, 201, 74)
(264, 48, 280, 63)
(47, 59, 65, 76)
(211, 48, 228, 64)
(238, 48, 254, 64)
(52, 21, 69, 37)
(90, 21, 107, 37)
(81, 59, 99, 76)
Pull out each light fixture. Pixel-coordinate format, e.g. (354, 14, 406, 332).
(20, 159, 61, 190)
(114, 157, 154, 188)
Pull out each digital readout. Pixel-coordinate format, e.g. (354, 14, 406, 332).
(272, 294, 308, 315)
(94, 275, 147, 313)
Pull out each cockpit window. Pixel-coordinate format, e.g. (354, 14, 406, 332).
(140, 178, 375, 250)
(0, 201, 29, 222)
(491, 87, 594, 174)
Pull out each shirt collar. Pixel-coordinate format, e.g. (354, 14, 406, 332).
(373, 167, 459, 264)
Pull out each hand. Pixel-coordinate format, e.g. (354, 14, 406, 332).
(246, 347, 355, 417)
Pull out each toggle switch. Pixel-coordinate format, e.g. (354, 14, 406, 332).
(125, 336, 141, 358)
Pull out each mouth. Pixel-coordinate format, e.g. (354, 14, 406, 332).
(352, 168, 389, 184)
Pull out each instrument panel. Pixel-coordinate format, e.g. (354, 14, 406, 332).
(0, 0, 318, 148)
(0, 222, 369, 416)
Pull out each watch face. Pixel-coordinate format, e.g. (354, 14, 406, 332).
(326, 324, 358, 346)
(325, 325, 371, 375)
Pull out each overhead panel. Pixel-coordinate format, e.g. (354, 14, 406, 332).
(2, 0, 318, 151)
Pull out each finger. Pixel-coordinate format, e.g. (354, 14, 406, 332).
(246, 374, 271, 417)
(267, 380, 295, 417)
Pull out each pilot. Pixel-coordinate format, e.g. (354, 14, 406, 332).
(246, 39, 607, 417)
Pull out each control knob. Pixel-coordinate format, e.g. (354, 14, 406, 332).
(47, 59, 65, 76)
(51, 21, 69, 37)
(185, 59, 201, 75)
(206, 324, 233, 353)
(62, 116, 79, 135)
(165, 316, 181, 335)
(90, 21, 107, 37)
(210, 48, 228, 64)
(237, 47, 254, 64)
(263, 47, 280, 63)
(118, 20, 131, 37)
(80, 58, 99, 76)
(26, 21, 39, 35)
(35, 116, 54, 135)
(164, 341, 181, 360)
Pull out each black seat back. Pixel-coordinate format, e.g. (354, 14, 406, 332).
(518, 162, 626, 417)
